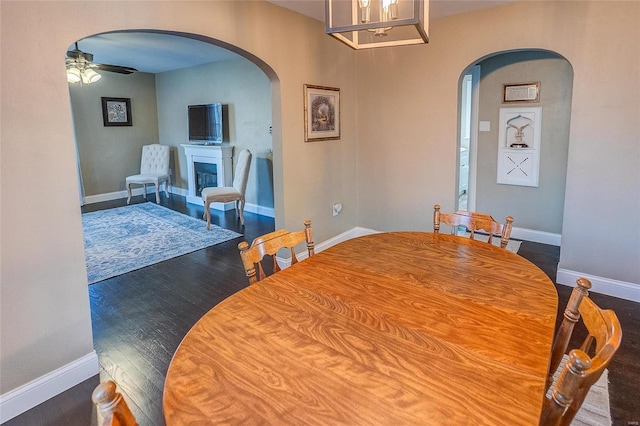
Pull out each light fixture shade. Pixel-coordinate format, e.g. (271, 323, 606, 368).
(82, 68, 102, 84)
(67, 67, 82, 83)
(67, 58, 102, 85)
(326, 0, 428, 49)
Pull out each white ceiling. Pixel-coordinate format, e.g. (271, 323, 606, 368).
(71, 32, 240, 74)
(71, 1, 515, 74)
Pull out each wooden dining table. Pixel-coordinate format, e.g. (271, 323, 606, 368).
(163, 232, 558, 425)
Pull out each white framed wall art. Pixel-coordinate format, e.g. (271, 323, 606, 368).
(497, 107, 542, 187)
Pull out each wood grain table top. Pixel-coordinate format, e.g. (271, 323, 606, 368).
(163, 232, 558, 425)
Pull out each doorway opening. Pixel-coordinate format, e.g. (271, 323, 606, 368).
(457, 50, 572, 246)
(457, 65, 479, 211)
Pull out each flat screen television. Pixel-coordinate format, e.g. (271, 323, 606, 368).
(188, 103, 223, 142)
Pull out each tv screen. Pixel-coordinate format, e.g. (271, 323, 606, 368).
(188, 103, 223, 142)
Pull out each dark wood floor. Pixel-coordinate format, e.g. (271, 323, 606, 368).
(4, 195, 639, 425)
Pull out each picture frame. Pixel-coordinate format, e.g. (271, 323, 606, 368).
(502, 82, 540, 103)
(304, 84, 340, 142)
(101, 97, 132, 126)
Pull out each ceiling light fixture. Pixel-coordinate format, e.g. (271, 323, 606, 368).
(66, 42, 102, 85)
(325, 0, 428, 49)
(66, 64, 102, 85)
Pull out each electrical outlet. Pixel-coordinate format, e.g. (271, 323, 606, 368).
(332, 203, 343, 217)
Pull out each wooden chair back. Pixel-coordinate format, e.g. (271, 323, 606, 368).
(92, 380, 138, 426)
(540, 278, 622, 426)
(433, 204, 514, 248)
(238, 219, 314, 284)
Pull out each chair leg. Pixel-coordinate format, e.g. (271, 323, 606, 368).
(238, 199, 245, 226)
(164, 177, 170, 198)
(155, 184, 160, 204)
(126, 183, 132, 204)
(205, 201, 211, 230)
(143, 184, 147, 200)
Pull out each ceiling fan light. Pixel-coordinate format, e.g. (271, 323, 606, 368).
(67, 67, 81, 83)
(82, 68, 102, 84)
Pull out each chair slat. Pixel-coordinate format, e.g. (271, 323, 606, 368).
(541, 278, 622, 426)
(238, 220, 314, 285)
(433, 204, 514, 249)
(546, 277, 591, 389)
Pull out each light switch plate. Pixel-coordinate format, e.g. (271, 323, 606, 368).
(479, 121, 491, 132)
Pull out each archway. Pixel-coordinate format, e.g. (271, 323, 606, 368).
(67, 29, 285, 422)
(69, 30, 281, 223)
(457, 49, 573, 246)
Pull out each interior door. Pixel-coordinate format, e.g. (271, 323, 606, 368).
(458, 65, 480, 211)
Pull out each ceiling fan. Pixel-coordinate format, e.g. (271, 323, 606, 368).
(66, 42, 137, 84)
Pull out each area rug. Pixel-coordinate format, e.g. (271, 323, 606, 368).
(82, 203, 241, 284)
(546, 354, 612, 426)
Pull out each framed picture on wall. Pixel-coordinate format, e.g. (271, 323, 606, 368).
(304, 84, 340, 142)
(101, 97, 132, 126)
(502, 82, 540, 103)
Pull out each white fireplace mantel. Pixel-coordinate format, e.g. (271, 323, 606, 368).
(181, 143, 233, 209)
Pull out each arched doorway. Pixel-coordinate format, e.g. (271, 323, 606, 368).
(458, 49, 573, 246)
(67, 30, 285, 423)
(69, 30, 279, 222)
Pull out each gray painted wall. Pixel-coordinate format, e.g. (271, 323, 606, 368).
(155, 58, 273, 209)
(70, 57, 273, 210)
(70, 72, 159, 196)
(355, 2, 639, 286)
(476, 51, 573, 234)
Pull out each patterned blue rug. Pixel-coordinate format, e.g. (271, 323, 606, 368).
(82, 203, 241, 284)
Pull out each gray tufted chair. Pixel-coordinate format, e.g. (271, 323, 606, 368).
(126, 144, 170, 204)
(202, 149, 252, 229)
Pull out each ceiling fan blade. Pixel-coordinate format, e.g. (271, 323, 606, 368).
(95, 64, 138, 75)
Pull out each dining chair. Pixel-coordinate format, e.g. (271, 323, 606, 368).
(202, 149, 252, 230)
(237, 219, 314, 285)
(126, 144, 170, 204)
(92, 380, 138, 426)
(540, 278, 622, 426)
(433, 204, 514, 249)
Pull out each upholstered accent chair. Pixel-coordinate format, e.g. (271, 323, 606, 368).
(126, 144, 170, 204)
(202, 149, 252, 230)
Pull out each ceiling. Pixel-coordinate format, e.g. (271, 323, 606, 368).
(71, 1, 515, 74)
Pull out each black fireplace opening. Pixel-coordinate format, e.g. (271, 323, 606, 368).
(194, 162, 218, 196)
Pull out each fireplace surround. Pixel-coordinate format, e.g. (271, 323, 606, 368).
(181, 143, 233, 210)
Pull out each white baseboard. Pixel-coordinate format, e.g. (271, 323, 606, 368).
(84, 189, 131, 204)
(170, 187, 188, 197)
(0, 351, 99, 423)
(244, 203, 274, 218)
(277, 226, 380, 268)
(557, 268, 640, 303)
(83, 186, 173, 205)
(83, 189, 275, 218)
(511, 227, 561, 246)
